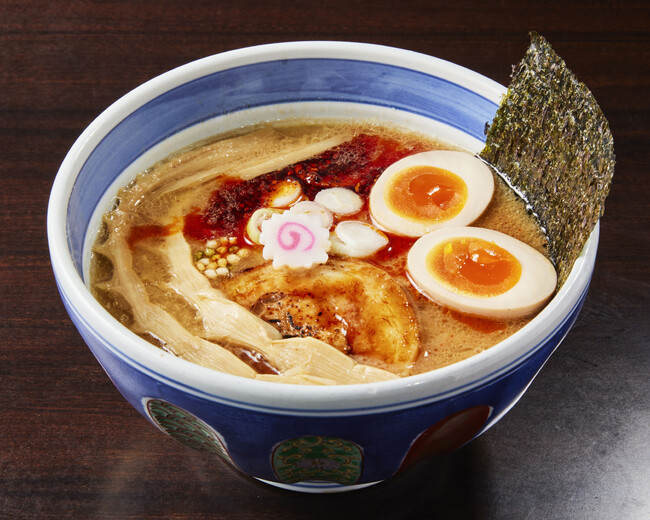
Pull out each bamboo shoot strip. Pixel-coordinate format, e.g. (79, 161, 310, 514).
(154, 128, 350, 197)
(159, 232, 398, 384)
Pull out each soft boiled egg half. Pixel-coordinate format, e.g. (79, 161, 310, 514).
(369, 150, 494, 237)
(407, 227, 557, 319)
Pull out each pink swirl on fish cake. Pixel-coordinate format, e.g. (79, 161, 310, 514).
(259, 207, 331, 269)
(277, 222, 316, 251)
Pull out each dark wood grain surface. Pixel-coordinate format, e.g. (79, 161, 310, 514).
(2, 1, 648, 518)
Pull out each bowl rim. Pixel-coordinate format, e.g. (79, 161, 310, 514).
(47, 41, 598, 414)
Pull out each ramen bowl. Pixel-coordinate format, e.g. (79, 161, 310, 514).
(47, 42, 598, 493)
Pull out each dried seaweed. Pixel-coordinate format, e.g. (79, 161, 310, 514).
(481, 32, 615, 287)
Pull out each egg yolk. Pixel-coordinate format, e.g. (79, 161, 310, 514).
(427, 237, 522, 297)
(385, 165, 468, 223)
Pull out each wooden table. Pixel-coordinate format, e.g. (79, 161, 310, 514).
(2, 1, 648, 518)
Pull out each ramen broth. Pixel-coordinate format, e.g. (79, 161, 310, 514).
(89, 120, 550, 378)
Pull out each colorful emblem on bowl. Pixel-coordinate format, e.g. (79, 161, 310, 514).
(144, 398, 234, 465)
(272, 435, 363, 485)
(398, 405, 492, 472)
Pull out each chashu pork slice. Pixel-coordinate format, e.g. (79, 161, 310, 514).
(222, 259, 420, 369)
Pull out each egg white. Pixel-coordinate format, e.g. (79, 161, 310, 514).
(369, 150, 494, 237)
(407, 227, 557, 319)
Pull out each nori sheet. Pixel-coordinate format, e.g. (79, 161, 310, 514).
(481, 32, 615, 287)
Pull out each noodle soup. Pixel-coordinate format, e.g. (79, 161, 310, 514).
(89, 119, 553, 384)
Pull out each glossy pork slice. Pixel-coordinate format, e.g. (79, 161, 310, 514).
(222, 258, 421, 370)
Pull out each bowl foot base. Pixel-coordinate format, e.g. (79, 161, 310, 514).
(255, 478, 381, 494)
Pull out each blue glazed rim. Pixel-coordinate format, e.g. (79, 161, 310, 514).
(67, 56, 500, 274)
(47, 41, 598, 416)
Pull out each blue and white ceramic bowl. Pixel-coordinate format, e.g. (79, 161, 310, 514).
(47, 42, 598, 493)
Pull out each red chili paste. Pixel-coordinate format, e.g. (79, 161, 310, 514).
(183, 134, 426, 242)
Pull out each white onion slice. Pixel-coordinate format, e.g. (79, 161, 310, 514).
(267, 179, 303, 208)
(246, 207, 283, 244)
(290, 200, 334, 229)
(330, 221, 389, 258)
(314, 187, 363, 216)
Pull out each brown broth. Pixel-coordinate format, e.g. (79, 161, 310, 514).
(90, 119, 550, 377)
